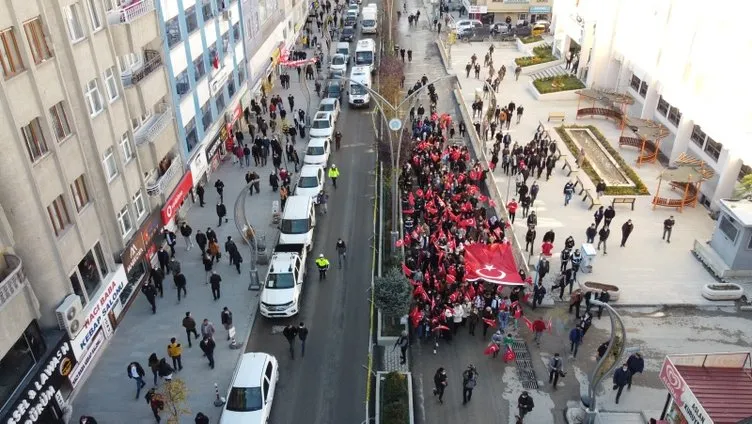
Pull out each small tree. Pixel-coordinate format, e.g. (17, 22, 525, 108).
(374, 266, 411, 318)
(734, 174, 752, 199)
(161, 378, 191, 424)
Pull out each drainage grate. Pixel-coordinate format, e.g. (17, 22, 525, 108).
(511, 339, 539, 389)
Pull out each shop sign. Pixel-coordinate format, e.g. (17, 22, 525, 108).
(4, 337, 77, 424)
(209, 67, 231, 97)
(468, 5, 487, 14)
(120, 211, 163, 273)
(230, 103, 243, 125)
(529, 5, 551, 13)
(72, 267, 127, 359)
(189, 147, 209, 185)
(207, 133, 223, 162)
(68, 329, 105, 389)
(160, 171, 194, 225)
(659, 359, 712, 424)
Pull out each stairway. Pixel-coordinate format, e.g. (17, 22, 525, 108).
(529, 65, 569, 80)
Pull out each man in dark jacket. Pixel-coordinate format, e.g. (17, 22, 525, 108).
(174, 271, 187, 302)
(585, 223, 597, 243)
(157, 248, 170, 275)
(150, 267, 164, 297)
(620, 219, 634, 246)
(517, 391, 534, 419)
(182, 312, 199, 347)
(663, 216, 675, 243)
(195, 230, 208, 254)
(627, 352, 645, 388)
(597, 226, 610, 254)
(127, 361, 147, 399)
(298, 322, 309, 357)
(283, 324, 298, 359)
(225, 237, 238, 264)
(597, 290, 610, 319)
(141, 281, 158, 314)
(199, 336, 216, 369)
(593, 206, 605, 229)
(612, 363, 631, 404)
(221, 307, 233, 340)
(206, 227, 218, 243)
(532, 281, 546, 309)
(603, 206, 616, 228)
(216, 202, 227, 227)
(214, 179, 225, 203)
(164, 229, 177, 257)
(179, 222, 193, 251)
(209, 271, 221, 300)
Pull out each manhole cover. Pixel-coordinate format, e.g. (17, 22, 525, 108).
(511, 339, 539, 389)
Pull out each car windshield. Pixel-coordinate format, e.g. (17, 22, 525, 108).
(328, 85, 341, 95)
(319, 103, 335, 112)
(226, 387, 263, 412)
(265, 272, 296, 289)
(298, 175, 319, 188)
(307, 145, 326, 155)
(355, 51, 373, 64)
(337, 48, 348, 55)
(281, 218, 310, 234)
(363, 19, 375, 26)
(333, 56, 345, 65)
(351, 84, 367, 95)
(312, 119, 331, 129)
(343, 28, 354, 34)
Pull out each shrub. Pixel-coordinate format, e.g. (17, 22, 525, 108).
(515, 43, 555, 67)
(381, 372, 409, 424)
(374, 266, 411, 318)
(520, 35, 543, 44)
(533, 75, 585, 94)
(555, 125, 650, 195)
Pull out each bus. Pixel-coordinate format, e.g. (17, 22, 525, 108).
(348, 66, 372, 107)
(354, 38, 377, 73)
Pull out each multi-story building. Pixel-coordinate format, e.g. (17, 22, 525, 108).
(551, 0, 752, 208)
(0, 0, 179, 419)
(462, 0, 553, 26)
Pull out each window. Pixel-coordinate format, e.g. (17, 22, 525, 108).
(69, 242, 109, 302)
(83, 79, 104, 116)
(629, 75, 641, 91)
(703, 137, 722, 161)
(85, 0, 103, 31)
(201, 102, 212, 129)
(176, 70, 190, 96)
(0, 27, 25, 79)
(120, 132, 133, 162)
(49, 101, 72, 141)
(238, 60, 246, 84)
(0, 322, 46, 409)
(132, 190, 145, 219)
(47, 194, 72, 236)
(215, 87, 226, 113)
(103, 146, 118, 181)
(667, 106, 682, 126)
(103, 67, 119, 102)
(656, 96, 669, 117)
(222, 31, 230, 55)
(117, 205, 132, 236)
(70, 175, 90, 211)
(719, 216, 739, 243)
(194, 55, 206, 80)
(691, 125, 706, 147)
(228, 76, 236, 98)
(202, 0, 214, 21)
(185, 6, 199, 33)
(64, 3, 86, 42)
(638, 81, 648, 98)
(185, 118, 198, 151)
(233, 22, 241, 43)
(166, 16, 182, 48)
(21, 118, 49, 162)
(23, 18, 53, 64)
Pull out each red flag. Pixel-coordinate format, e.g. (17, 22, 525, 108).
(482, 318, 496, 327)
(464, 243, 524, 285)
(408, 192, 415, 206)
(523, 317, 534, 331)
(484, 344, 500, 355)
(212, 53, 220, 69)
(449, 292, 459, 303)
(489, 200, 496, 207)
(446, 273, 456, 284)
(413, 286, 429, 302)
(504, 346, 516, 362)
(401, 263, 412, 277)
(395, 239, 404, 247)
(432, 325, 450, 332)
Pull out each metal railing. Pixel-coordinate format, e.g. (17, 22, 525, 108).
(122, 50, 163, 87)
(0, 253, 26, 311)
(107, 0, 156, 24)
(145, 154, 180, 196)
(135, 104, 172, 145)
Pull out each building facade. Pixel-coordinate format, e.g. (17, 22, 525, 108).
(551, 0, 752, 208)
(461, 0, 553, 26)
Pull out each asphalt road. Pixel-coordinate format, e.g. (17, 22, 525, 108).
(244, 79, 376, 424)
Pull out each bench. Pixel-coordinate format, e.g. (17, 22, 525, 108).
(611, 197, 636, 210)
(548, 112, 565, 122)
(575, 175, 588, 195)
(561, 156, 577, 177)
(582, 189, 602, 210)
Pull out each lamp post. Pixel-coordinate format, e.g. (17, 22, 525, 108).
(233, 181, 262, 290)
(581, 298, 626, 424)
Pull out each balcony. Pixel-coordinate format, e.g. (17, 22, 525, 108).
(0, 253, 26, 311)
(145, 153, 181, 196)
(107, 0, 156, 24)
(135, 104, 173, 145)
(122, 50, 163, 87)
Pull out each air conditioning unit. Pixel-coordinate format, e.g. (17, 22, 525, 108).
(222, 10, 231, 20)
(56, 294, 83, 338)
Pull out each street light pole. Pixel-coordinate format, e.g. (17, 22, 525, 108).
(233, 181, 262, 290)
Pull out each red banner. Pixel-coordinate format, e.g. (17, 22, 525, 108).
(161, 171, 193, 225)
(464, 243, 524, 285)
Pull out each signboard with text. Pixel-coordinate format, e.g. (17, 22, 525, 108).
(659, 358, 713, 424)
(71, 266, 127, 359)
(160, 171, 193, 225)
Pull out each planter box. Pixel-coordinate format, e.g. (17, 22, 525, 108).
(520, 58, 565, 75)
(515, 37, 547, 54)
(377, 309, 408, 345)
(701, 283, 744, 301)
(376, 371, 415, 424)
(528, 79, 581, 101)
(579, 281, 621, 302)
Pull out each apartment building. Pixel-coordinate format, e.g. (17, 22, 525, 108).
(551, 0, 752, 208)
(460, 0, 553, 25)
(0, 0, 178, 420)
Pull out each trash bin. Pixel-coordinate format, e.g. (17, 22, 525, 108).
(580, 243, 597, 273)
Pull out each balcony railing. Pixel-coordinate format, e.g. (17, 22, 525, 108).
(107, 0, 156, 24)
(145, 154, 181, 196)
(122, 50, 163, 87)
(0, 253, 27, 311)
(135, 104, 173, 145)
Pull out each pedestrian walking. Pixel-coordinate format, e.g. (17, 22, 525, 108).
(127, 361, 147, 399)
(586, 223, 597, 243)
(214, 179, 225, 203)
(196, 183, 205, 207)
(179, 222, 193, 250)
(221, 306, 233, 340)
(163, 229, 177, 257)
(433, 367, 448, 404)
(283, 324, 298, 359)
(532, 317, 546, 346)
(596, 180, 607, 197)
(315, 254, 330, 280)
(569, 290, 583, 318)
(612, 363, 631, 404)
(149, 267, 164, 298)
(336, 238, 347, 268)
(157, 247, 170, 275)
(517, 391, 534, 420)
(216, 202, 227, 227)
(145, 388, 165, 423)
(199, 336, 216, 369)
(597, 226, 610, 254)
(626, 352, 645, 388)
(507, 198, 518, 223)
(168, 257, 181, 275)
(201, 318, 215, 340)
(548, 353, 563, 389)
(620, 219, 634, 247)
(209, 271, 221, 300)
(596, 290, 611, 319)
(182, 312, 199, 347)
(394, 330, 409, 364)
(208, 239, 221, 264)
(148, 353, 159, 385)
(195, 230, 208, 254)
(167, 338, 183, 371)
(174, 271, 187, 302)
(563, 181, 575, 206)
(194, 413, 209, 424)
(298, 322, 309, 357)
(514, 65, 522, 80)
(157, 358, 174, 381)
(317, 190, 329, 215)
(328, 164, 340, 188)
(462, 365, 478, 404)
(593, 206, 605, 229)
(663, 216, 675, 243)
(516, 106, 524, 124)
(569, 325, 584, 357)
(141, 281, 158, 314)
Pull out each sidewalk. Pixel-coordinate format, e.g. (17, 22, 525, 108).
(71, 78, 320, 423)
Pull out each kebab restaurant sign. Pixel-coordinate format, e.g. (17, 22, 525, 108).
(72, 266, 127, 359)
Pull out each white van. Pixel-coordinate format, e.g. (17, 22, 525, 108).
(335, 42, 351, 64)
(278, 195, 316, 249)
(361, 10, 378, 34)
(355, 38, 377, 73)
(348, 66, 372, 107)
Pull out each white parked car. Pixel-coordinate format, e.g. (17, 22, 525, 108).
(294, 165, 326, 198)
(304, 137, 331, 165)
(317, 98, 340, 122)
(347, 4, 360, 15)
(219, 353, 279, 424)
(452, 19, 483, 31)
(309, 111, 335, 138)
(329, 54, 348, 73)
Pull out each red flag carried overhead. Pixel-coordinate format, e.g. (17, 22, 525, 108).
(401, 263, 413, 277)
(464, 243, 524, 285)
(482, 317, 497, 327)
(408, 192, 415, 206)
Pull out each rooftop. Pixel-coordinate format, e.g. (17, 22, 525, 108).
(719, 199, 752, 227)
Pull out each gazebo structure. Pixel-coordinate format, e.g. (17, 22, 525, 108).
(618, 117, 670, 166)
(575, 88, 635, 129)
(652, 155, 714, 212)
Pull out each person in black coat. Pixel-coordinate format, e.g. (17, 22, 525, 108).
(150, 267, 164, 297)
(283, 325, 298, 359)
(216, 202, 227, 227)
(603, 206, 616, 227)
(214, 179, 225, 203)
(543, 229, 555, 243)
(157, 358, 174, 380)
(593, 206, 605, 229)
(627, 353, 645, 388)
(195, 184, 205, 207)
(199, 337, 216, 369)
(585, 224, 597, 243)
(157, 248, 170, 275)
(195, 230, 208, 254)
(141, 281, 157, 314)
(206, 227, 218, 244)
(79, 416, 99, 424)
(612, 364, 631, 404)
(269, 172, 279, 192)
(298, 322, 309, 357)
(174, 271, 187, 302)
(517, 391, 534, 419)
(194, 413, 209, 424)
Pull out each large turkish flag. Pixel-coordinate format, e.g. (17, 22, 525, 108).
(464, 243, 524, 285)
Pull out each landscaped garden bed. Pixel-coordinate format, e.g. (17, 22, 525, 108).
(380, 372, 411, 424)
(555, 125, 650, 196)
(533, 75, 585, 94)
(520, 35, 543, 44)
(515, 44, 556, 67)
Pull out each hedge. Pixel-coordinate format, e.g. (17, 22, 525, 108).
(382, 372, 409, 424)
(520, 35, 543, 44)
(555, 125, 650, 196)
(514, 44, 556, 67)
(533, 75, 585, 94)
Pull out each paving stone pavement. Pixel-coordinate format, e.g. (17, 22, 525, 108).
(383, 344, 410, 373)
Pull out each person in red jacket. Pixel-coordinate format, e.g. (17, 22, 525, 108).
(507, 198, 519, 224)
(532, 318, 547, 346)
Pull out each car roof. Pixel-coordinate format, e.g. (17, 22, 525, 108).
(332, 53, 345, 60)
(343, 25, 355, 31)
(308, 137, 329, 146)
(282, 196, 314, 218)
(336, 42, 350, 48)
(327, 80, 340, 87)
(320, 98, 338, 105)
(300, 165, 324, 176)
(233, 353, 273, 387)
(314, 111, 331, 120)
